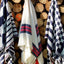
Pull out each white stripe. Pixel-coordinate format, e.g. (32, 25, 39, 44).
(48, 39, 52, 48)
(9, 48, 15, 54)
(6, 29, 12, 37)
(6, 33, 13, 42)
(6, 38, 13, 47)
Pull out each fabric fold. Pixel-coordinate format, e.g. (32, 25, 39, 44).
(18, 0, 44, 64)
(45, 0, 64, 64)
(0, 0, 18, 64)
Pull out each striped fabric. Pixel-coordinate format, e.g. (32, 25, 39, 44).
(45, 0, 64, 64)
(0, 0, 18, 64)
(18, 0, 44, 64)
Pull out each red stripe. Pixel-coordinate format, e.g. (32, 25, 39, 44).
(39, 47, 42, 52)
(21, 26, 31, 29)
(33, 46, 40, 54)
(39, 43, 42, 51)
(36, 27, 38, 30)
(37, 31, 39, 34)
(32, 49, 38, 56)
(21, 29, 32, 33)
(39, 43, 42, 48)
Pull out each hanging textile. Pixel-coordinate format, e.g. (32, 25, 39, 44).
(0, 0, 18, 64)
(45, 0, 64, 64)
(18, 0, 44, 64)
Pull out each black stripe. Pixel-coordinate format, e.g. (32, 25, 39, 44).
(6, 27, 12, 33)
(20, 31, 32, 35)
(21, 24, 31, 27)
(6, 36, 13, 43)
(6, 32, 13, 38)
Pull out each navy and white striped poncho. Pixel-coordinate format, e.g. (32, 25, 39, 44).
(0, 0, 18, 64)
(45, 0, 64, 64)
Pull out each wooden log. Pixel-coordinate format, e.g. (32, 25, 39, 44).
(12, 0, 21, 3)
(0, 0, 1, 5)
(31, 0, 36, 4)
(61, 14, 64, 25)
(39, 0, 48, 4)
(40, 36, 46, 45)
(40, 12, 48, 19)
(15, 52, 19, 59)
(8, 1, 13, 9)
(23, 4, 24, 9)
(37, 18, 43, 27)
(43, 49, 47, 59)
(35, 3, 44, 13)
(45, 1, 51, 12)
(15, 21, 19, 28)
(60, 5, 64, 13)
(44, 20, 47, 27)
(14, 42, 19, 50)
(18, 57, 21, 64)
(13, 4, 22, 13)
(12, 12, 15, 18)
(57, 0, 63, 5)
(15, 13, 22, 22)
(39, 27, 45, 37)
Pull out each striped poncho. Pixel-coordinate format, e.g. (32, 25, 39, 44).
(45, 0, 64, 64)
(18, 0, 44, 64)
(0, 0, 18, 64)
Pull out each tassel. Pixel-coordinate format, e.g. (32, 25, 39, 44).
(35, 58, 39, 64)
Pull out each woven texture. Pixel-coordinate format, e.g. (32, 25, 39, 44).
(0, 0, 18, 64)
(45, 0, 64, 64)
(18, 0, 44, 64)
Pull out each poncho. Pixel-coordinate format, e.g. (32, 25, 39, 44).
(45, 0, 64, 64)
(18, 0, 44, 64)
(0, 0, 18, 64)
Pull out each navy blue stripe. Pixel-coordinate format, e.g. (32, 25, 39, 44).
(21, 28, 31, 30)
(7, 22, 11, 27)
(12, 27, 17, 29)
(37, 33, 39, 37)
(6, 11, 11, 16)
(46, 28, 49, 31)
(1, 1, 3, 7)
(21, 24, 31, 27)
(6, 32, 13, 38)
(48, 36, 53, 43)
(20, 31, 32, 35)
(47, 43, 52, 51)
(35, 24, 38, 27)
(7, 17, 11, 21)
(45, 34, 48, 37)
(31, 51, 38, 57)
(13, 31, 18, 33)
(6, 27, 12, 33)
(50, 21, 54, 25)
(12, 23, 15, 25)
(47, 22, 50, 25)
(11, 19, 14, 21)
(9, 49, 14, 54)
(59, 27, 62, 30)
(31, 50, 42, 57)
(32, 43, 39, 51)
(10, 47, 14, 51)
(49, 28, 53, 35)
(35, 24, 40, 37)
(0, 55, 4, 61)
(32, 48, 39, 55)
(38, 41, 41, 46)
(6, 36, 13, 43)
